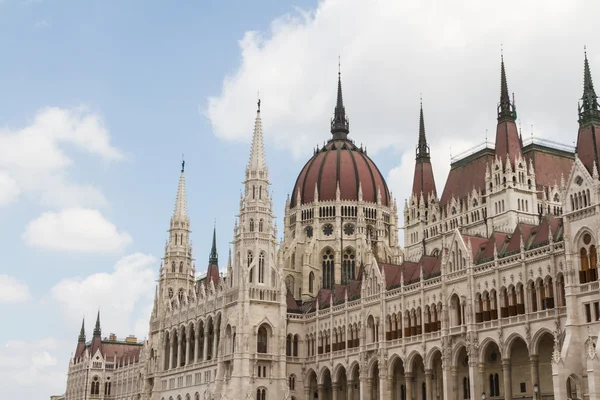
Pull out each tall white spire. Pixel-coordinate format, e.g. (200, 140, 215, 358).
(173, 159, 188, 222)
(246, 99, 268, 178)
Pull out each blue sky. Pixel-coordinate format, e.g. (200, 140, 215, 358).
(1, 0, 599, 398)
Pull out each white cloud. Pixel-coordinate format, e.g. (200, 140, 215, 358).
(0, 106, 122, 208)
(205, 0, 598, 190)
(51, 253, 157, 339)
(0, 337, 65, 395)
(0, 275, 32, 304)
(22, 208, 132, 253)
(0, 171, 20, 206)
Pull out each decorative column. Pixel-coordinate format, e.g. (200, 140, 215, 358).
(502, 359, 512, 400)
(405, 372, 413, 400)
(194, 329, 200, 363)
(168, 338, 173, 371)
(318, 384, 325, 400)
(425, 369, 434, 400)
(177, 335, 182, 368)
(185, 331, 191, 366)
(366, 378, 373, 400)
(452, 367, 459, 400)
(387, 376, 394, 400)
(203, 325, 209, 361)
(332, 383, 339, 400)
(530, 355, 539, 397)
(304, 387, 310, 400)
(347, 380, 354, 400)
(478, 363, 486, 394)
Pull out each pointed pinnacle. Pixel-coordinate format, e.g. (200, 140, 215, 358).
(247, 104, 268, 174)
(209, 223, 218, 265)
(580, 47, 600, 125)
(93, 311, 101, 336)
(331, 64, 349, 138)
(498, 54, 515, 122)
(173, 165, 188, 221)
(78, 318, 86, 343)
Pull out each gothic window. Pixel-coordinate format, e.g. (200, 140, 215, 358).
(256, 388, 266, 400)
(172, 262, 176, 273)
(179, 261, 184, 273)
(291, 252, 296, 270)
(178, 288, 184, 302)
(175, 234, 178, 245)
(289, 375, 296, 391)
(91, 376, 100, 395)
(253, 186, 256, 199)
(258, 252, 266, 283)
(257, 325, 268, 353)
(344, 224, 355, 235)
(293, 334, 298, 357)
(249, 218, 255, 232)
(309, 272, 315, 293)
(342, 248, 356, 284)
(580, 233, 598, 283)
(285, 275, 295, 294)
(104, 381, 111, 396)
(305, 226, 313, 238)
(259, 186, 262, 200)
(259, 219, 264, 232)
(322, 224, 333, 236)
(168, 288, 174, 298)
(322, 249, 335, 289)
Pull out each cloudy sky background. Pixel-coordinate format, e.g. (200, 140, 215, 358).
(0, 0, 598, 398)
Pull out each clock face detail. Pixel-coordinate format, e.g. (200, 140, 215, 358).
(323, 224, 334, 236)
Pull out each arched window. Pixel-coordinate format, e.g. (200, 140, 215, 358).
(249, 218, 255, 232)
(256, 388, 266, 400)
(463, 377, 470, 399)
(179, 261, 184, 273)
(248, 252, 254, 283)
(342, 248, 356, 284)
(252, 186, 256, 199)
(293, 334, 299, 357)
(494, 373, 500, 396)
(309, 272, 314, 293)
(104, 381, 111, 396)
(258, 252, 265, 283)
(289, 375, 296, 391)
(257, 325, 268, 353)
(172, 262, 176, 273)
(285, 275, 295, 294)
(178, 288, 184, 302)
(91, 377, 100, 395)
(259, 219, 264, 232)
(322, 249, 335, 289)
(286, 335, 292, 356)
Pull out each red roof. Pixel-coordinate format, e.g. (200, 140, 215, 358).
(440, 150, 494, 206)
(494, 120, 522, 160)
(290, 139, 390, 207)
(412, 160, 437, 200)
(576, 123, 600, 176)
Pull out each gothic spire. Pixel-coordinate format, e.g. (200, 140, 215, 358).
(173, 160, 188, 221)
(247, 99, 268, 176)
(93, 311, 101, 337)
(209, 223, 218, 265)
(331, 63, 350, 140)
(78, 318, 86, 343)
(498, 54, 516, 122)
(579, 47, 600, 126)
(416, 99, 430, 160)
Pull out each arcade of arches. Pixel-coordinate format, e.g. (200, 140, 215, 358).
(301, 330, 554, 400)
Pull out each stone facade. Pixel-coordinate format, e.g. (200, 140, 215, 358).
(61, 55, 600, 400)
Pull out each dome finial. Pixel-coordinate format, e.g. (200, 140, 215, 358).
(331, 58, 349, 140)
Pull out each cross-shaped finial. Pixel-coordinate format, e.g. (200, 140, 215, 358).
(257, 94, 261, 112)
(181, 154, 185, 172)
(338, 55, 341, 76)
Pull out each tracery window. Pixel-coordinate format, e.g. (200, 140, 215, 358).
(258, 252, 265, 283)
(344, 224, 355, 235)
(249, 218, 255, 232)
(259, 219, 264, 232)
(309, 272, 315, 293)
(580, 233, 598, 284)
(322, 249, 335, 289)
(322, 224, 333, 236)
(257, 325, 268, 353)
(342, 248, 356, 284)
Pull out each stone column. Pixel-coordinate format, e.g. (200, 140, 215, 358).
(478, 363, 485, 392)
(387, 376, 394, 400)
(453, 367, 459, 400)
(168, 339, 173, 371)
(366, 378, 373, 400)
(194, 330, 200, 363)
(347, 380, 354, 400)
(502, 359, 512, 400)
(332, 383, 339, 400)
(177, 336, 182, 368)
(405, 372, 413, 400)
(203, 325, 209, 361)
(318, 384, 325, 400)
(185, 332, 191, 366)
(425, 369, 434, 400)
(304, 387, 310, 400)
(212, 331, 218, 360)
(529, 355, 539, 397)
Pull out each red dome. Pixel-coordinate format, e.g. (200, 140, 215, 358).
(290, 139, 391, 208)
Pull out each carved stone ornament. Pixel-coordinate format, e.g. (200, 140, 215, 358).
(586, 337, 598, 360)
(525, 325, 532, 350)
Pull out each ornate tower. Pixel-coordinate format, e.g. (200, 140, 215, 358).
(576, 48, 600, 175)
(231, 100, 278, 288)
(405, 101, 438, 257)
(159, 162, 195, 309)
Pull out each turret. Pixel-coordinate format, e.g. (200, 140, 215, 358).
(576, 48, 600, 175)
(494, 54, 522, 160)
(411, 101, 437, 204)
